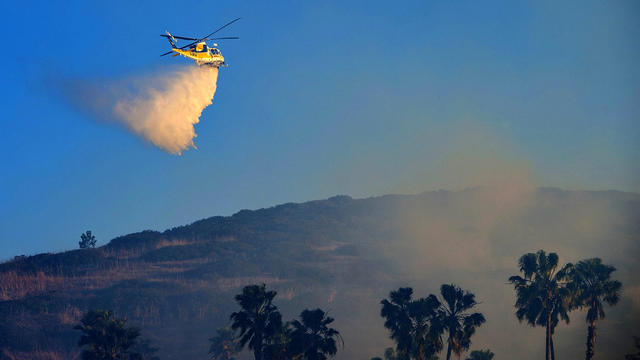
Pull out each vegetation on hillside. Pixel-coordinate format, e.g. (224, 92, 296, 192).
(0, 190, 636, 359)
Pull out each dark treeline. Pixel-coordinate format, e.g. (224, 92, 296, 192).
(71, 250, 628, 360)
(374, 283, 485, 360)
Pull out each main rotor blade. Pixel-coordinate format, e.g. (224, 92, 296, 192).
(204, 36, 239, 40)
(160, 34, 199, 41)
(178, 18, 241, 50)
(203, 17, 241, 39)
(160, 50, 175, 57)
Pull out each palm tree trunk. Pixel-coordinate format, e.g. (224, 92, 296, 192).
(446, 341, 452, 360)
(545, 318, 551, 360)
(253, 334, 263, 360)
(585, 320, 596, 360)
(550, 332, 555, 360)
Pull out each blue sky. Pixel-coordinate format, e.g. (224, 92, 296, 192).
(0, 0, 638, 257)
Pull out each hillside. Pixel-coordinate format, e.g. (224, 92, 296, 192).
(1, 188, 639, 360)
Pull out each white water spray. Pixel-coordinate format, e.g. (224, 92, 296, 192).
(113, 66, 218, 155)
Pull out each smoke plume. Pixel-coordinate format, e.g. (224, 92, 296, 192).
(57, 65, 219, 155)
(113, 66, 218, 154)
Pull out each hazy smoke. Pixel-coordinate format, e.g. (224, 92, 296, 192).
(56, 65, 219, 155)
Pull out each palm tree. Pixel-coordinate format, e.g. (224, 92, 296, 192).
(568, 258, 622, 360)
(230, 284, 283, 360)
(411, 296, 444, 360)
(380, 288, 442, 360)
(508, 250, 572, 360)
(74, 309, 142, 360)
(437, 284, 485, 360)
(289, 308, 343, 360)
(209, 327, 240, 360)
(381, 288, 415, 360)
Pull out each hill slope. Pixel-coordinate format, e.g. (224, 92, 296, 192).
(1, 188, 639, 359)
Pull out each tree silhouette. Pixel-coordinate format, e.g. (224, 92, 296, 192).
(79, 230, 97, 249)
(289, 308, 342, 360)
(380, 287, 442, 360)
(508, 250, 572, 360)
(230, 284, 283, 360)
(74, 309, 142, 360)
(464, 349, 494, 360)
(568, 258, 622, 360)
(437, 284, 485, 360)
(209, 327, 240, 360)
(381, 288, 414, 360)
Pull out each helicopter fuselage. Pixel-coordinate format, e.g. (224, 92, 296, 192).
(171, 42, 227, 67)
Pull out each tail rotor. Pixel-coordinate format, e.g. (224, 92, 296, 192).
(164, 30, 177, 48)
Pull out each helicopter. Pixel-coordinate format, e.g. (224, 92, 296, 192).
(160, 18, 240, 68)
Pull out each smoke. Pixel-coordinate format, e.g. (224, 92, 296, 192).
(347, 185, 639, 359)
(56, 65, 219, 155)
(379, 122, 537, 273)
(335, 122, 640, 359)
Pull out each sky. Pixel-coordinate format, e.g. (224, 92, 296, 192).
(0, 0, 638, 258)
